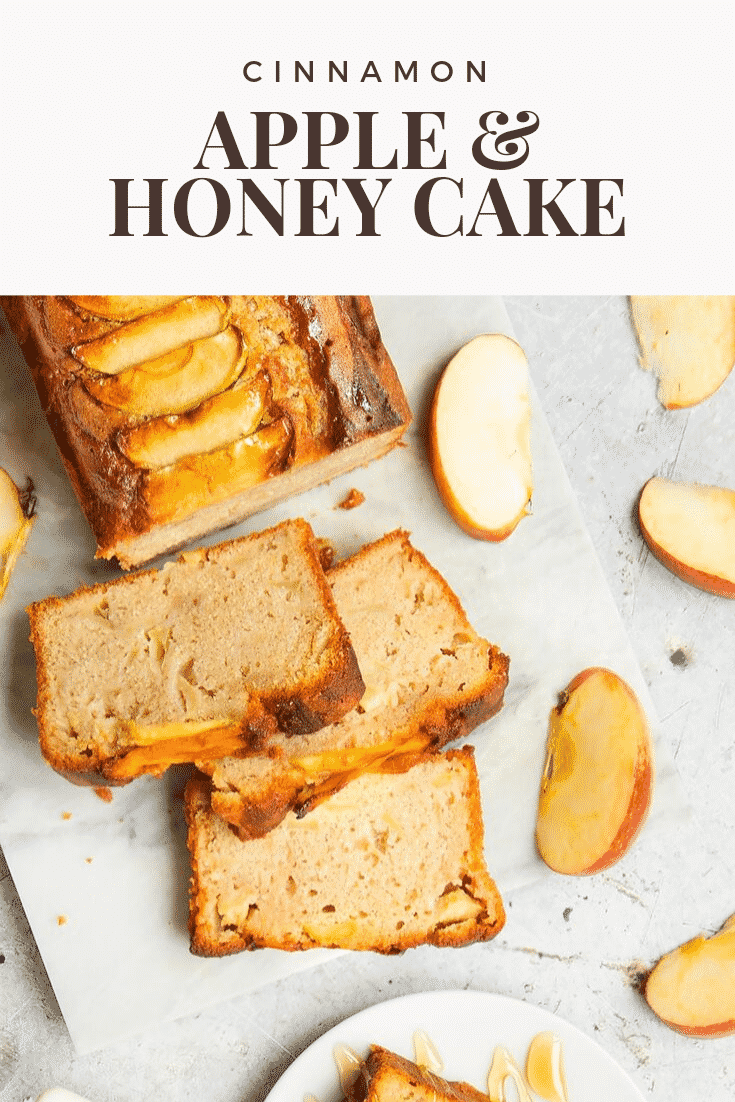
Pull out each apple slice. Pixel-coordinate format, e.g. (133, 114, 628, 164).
(429, 334, 532, 540)
(645, 914, 735, 1036)
(0, 469, 35, 599)
(535, 668, 653, 875)
(638, 477, 735, 597)
(104, 716, 268, 782)
(83, 327, 246, 417)
(143, 416, 292, 523)
(630, 295, 735, 409)
(67, 295, 186, 321)
(73, 295, 229, 375)
(117, 371, 269, 469)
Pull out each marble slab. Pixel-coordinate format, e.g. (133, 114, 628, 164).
(0, 297, 685, 1054)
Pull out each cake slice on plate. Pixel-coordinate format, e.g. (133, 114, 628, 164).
(346, 1046, 489, 1102)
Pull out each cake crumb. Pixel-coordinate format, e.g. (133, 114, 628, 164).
(61, 811, 72, 820)
(94, 786, 113, 803)
(57, 915, 68, 926)
(337, 488, 365, 511)
(85, 857, 93, 864)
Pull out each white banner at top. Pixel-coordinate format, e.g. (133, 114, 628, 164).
(2, 1, 733, 292)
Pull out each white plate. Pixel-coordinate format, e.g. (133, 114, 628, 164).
(265, 990, 646, 1102)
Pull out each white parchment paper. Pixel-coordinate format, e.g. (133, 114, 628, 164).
(0, 297, 685, 1053)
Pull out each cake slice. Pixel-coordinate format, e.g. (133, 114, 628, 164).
(346, 1046, 489, 1102)
(199, 530, 509, 838)
(1, 295, 410, 568)
(186, 747, 505, 955)
(27, 519, 364, 784)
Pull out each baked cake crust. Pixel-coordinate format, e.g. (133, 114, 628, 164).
(352, 1046, 490, 1102)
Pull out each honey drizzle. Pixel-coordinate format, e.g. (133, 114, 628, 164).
(412, 1030, 444, 1073)
(525, 1032, 568, 1102)
(333, 1044, 366, 1101)
(487, 1046, 533, 1102)
(314, 1028, 568, 1102)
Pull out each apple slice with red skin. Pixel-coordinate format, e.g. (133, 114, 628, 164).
(535, 667, 654, 875)
(630, 295, 735, 409)
(429, 334, 532, 541)
(638, 476, 735, 597)
(645, 914, 735, 1036)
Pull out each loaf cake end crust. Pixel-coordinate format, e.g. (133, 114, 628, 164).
(1, 295, 410, 568)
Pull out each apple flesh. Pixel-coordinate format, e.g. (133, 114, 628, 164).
(645, 914, 735, 1036)
(0, 469, 35, 599)
(67, 295, 186, 321)
(630, 295, 735, 409)
(117, 371, 269, 469)
(638, 477, 735, 598)
(535, 668, 653, 875)
(73, 296, 229, 375)
(429, 334, 532, 541)
(142, 416, 292, 523)
(84, 327, 246, 417)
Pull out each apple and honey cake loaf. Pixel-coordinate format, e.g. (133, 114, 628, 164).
(346, 1046, 490, 1102)
(27, 519, 364, 784)
(199, 530, 509, 838)
(186, 747, 505, 955)
(0, 295, 410, 567)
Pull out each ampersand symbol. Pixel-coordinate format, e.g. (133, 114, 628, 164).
(472, 111, 540, 170)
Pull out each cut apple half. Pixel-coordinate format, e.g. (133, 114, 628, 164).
(429, 334, 532, 540)
(645, 914, 735, 1036)
(73, 295, 229, 375)
(143, 416, 292, 523)
(67, 295, 187, 321)
(0, 469, 35, 599)
(638, 476, 735, 597)
(83, 326, 246, 417)
(630, 295, 735, 409)
(536, 667, 653, 875)
(117, 371, 269, 469)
